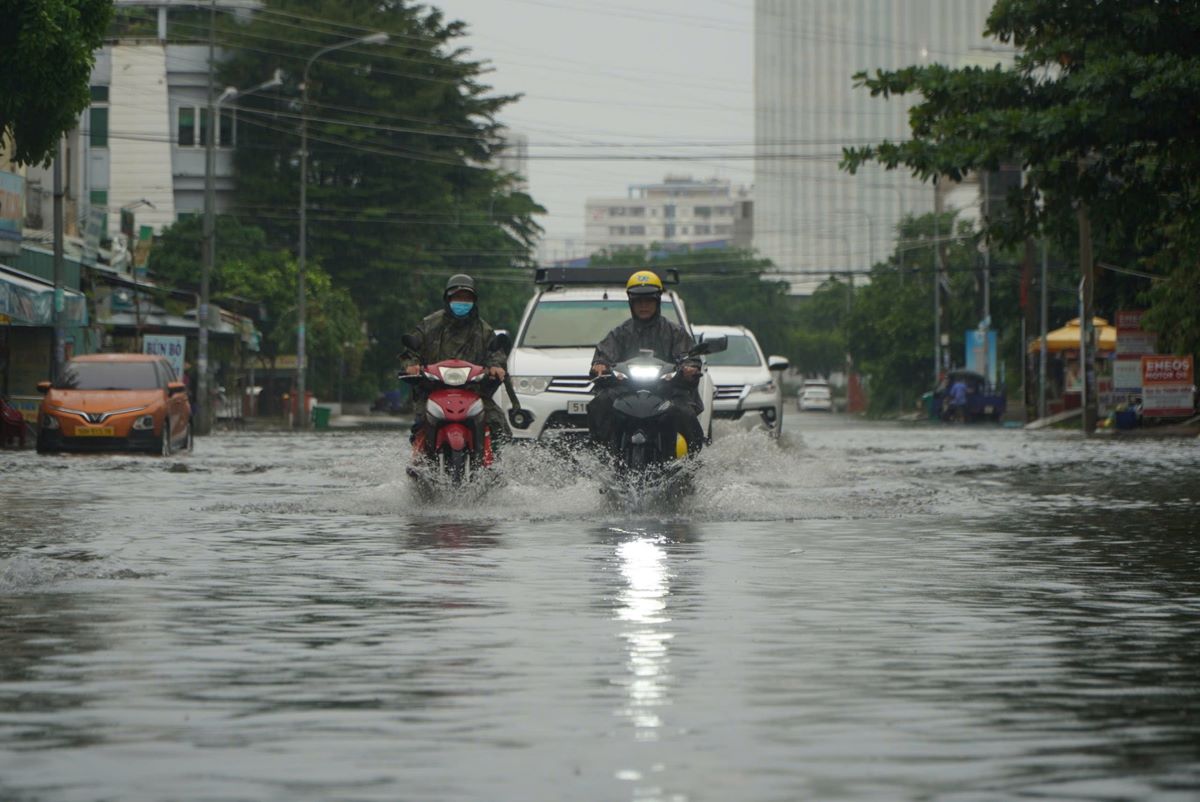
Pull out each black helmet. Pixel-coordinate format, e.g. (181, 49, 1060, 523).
(444, 273, 477, 301)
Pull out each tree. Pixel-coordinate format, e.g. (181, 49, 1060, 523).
(1, 0, 112, 165)
(209, 0, 543, 386)
(150, 215, 367, 398)
(841, 0, 1200, 361)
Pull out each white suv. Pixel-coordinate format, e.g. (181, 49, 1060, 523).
(693, 324, 789, 436)
(500, 268, 715, 442)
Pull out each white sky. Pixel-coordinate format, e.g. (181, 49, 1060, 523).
(431, 0, 756, 242)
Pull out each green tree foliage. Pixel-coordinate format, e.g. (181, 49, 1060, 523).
(150, 215, 366, 398)
(199, 0, 543, 387)
(1, 0, 112, 165)
(841, 0, 1200, 360)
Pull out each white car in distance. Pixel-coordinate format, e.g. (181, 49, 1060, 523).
(500, 267, 715, 443)
(693, 324, 789, 437)
(797, 380, 833, 412)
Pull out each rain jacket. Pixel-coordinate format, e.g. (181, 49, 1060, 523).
(591, 315, 700, 372)
(398, 310, 507, 372)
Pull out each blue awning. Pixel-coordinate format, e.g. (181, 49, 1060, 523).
(0, 264, 88, 327)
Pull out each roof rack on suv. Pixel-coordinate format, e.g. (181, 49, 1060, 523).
(534, 267, 680, 287)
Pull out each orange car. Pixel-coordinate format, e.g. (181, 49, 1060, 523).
(37, 353, 193, 455)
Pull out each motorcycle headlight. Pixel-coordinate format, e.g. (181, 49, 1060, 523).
(749, 380, 777, 394)
(426, 399, 446, 420)
(513, 376, 551, 394)
(132, 414, 156, 430)
(440, 367, 470, 386)
(42, 414, 60, 430)
(628, 364, 662, 381)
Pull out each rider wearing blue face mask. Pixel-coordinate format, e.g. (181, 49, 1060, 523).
(398, 274, 510, 440)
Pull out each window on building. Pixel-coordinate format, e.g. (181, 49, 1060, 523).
(629, 207, 645, 217)
(681, 226, 689, 235)
(89, 85, 109, 102)
(609, 226, 626, 235)
(694, 206, 712, 218)
(714, 224, 732, 235)
(608, 206, 626, 216)
(694, 224, 711, 235)
(663, 205, 676, 219)
(715, 206, 733, 216)
(89, 107, 108, 148)
(664, 224, 675, 238)
(178, 107, 195, 146)
(199, 108, 211, 147)
(628, 225, 646, 235)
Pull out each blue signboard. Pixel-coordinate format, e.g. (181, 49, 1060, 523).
(0, 170, 23, 256)
(965, 329, 998, 386)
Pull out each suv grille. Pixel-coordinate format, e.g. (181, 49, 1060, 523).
(547, 376, 594, 394)
(714, 384, 747, 401)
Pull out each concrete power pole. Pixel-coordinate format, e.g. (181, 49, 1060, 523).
(1078, 201, 1097, 435)
(197, 0, 216, 435)
(52, 137, 65, 381)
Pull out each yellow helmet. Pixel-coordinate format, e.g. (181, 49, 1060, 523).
(626, 270, 664, 296)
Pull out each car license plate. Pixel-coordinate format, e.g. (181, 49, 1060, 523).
(567, 400, 589, 415)
(74, 425, 115, 437)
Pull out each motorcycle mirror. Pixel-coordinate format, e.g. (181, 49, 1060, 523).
(400, 333, 421, 353)
(508, 408, 534, 430)
(489, 330, 513, 354)
(691, 335, 728, 356)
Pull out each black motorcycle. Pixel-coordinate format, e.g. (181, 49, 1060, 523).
(591, 336, 727, 497)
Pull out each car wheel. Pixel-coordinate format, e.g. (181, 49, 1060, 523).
(160, 422, 173, 457)
(36, 429, 54, 455)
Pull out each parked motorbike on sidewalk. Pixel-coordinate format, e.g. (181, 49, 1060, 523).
(592, 336, 727, 501)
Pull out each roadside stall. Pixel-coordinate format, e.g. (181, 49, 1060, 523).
(1026, 317, 1116, 415)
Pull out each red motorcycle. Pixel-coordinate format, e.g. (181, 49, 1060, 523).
(399, 332, 523, 490)
(403, 358, 495, 486)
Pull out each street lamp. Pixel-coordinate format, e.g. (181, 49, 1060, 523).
(197, 69, 283, 435)
(296, 31, 389, 429)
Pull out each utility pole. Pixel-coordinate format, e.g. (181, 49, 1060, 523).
(52, 137, 65, 381)
(1078, 201, 1097, 435)
(1039, 236, 1048, 421)
(198, 0, 215, 434)
(933, 189, 943, 385)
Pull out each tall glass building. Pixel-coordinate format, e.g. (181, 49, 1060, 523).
(754, 0, 1008, 293)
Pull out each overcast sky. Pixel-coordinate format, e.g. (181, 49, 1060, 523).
(431, 0, 756, 242)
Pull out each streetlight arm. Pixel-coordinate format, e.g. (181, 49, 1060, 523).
(303, 32, 389, 85)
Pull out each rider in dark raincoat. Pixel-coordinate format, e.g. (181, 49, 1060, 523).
(399, 274, 510, 442)
(587, 270, 705, 453)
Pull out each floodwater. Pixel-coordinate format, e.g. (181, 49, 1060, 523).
(1, 416, 1199, 801)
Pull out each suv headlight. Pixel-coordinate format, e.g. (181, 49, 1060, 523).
(132, 414, 156, 430)
(749, 380, 777, 394)
(512, 376, 551, 394)
(42, 414, 60, 430)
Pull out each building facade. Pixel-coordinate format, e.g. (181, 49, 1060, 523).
(585, 175, 751, 255)
(754, 0, 1008, 293)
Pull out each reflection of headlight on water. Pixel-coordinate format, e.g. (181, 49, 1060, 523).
(616, 537, 671, 738)
(627, 365, 662, 381)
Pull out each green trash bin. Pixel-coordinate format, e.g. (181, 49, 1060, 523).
(921, 391, 936, 420)
(312, 405, 331, 430)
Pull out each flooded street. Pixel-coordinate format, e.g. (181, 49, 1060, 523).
(2, 417, 1199, 801)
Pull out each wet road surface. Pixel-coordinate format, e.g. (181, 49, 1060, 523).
(2, 416, 1199, 800)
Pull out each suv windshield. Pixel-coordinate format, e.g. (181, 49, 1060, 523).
(521, 299, 681, 347)
(57, 361, 161, 390)
(702, 334, 761, 367)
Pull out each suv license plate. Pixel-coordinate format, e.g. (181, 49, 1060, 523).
(567, 400, 589, 415)
(75, 425, 115, 436)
